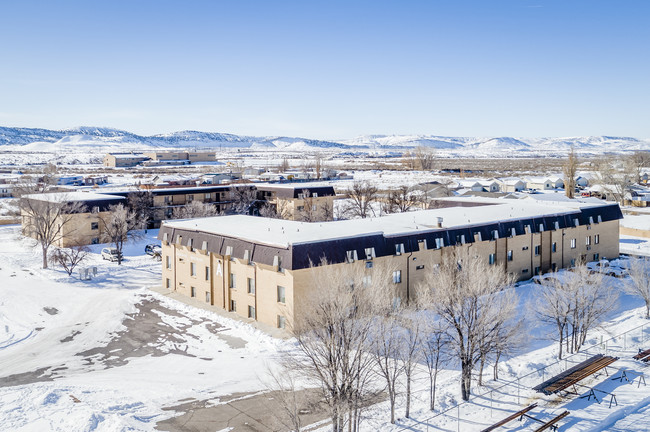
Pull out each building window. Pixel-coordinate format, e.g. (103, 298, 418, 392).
(229, 273, 236, 288)
(166, 256, 171, 269)
(190, 286, 196, 297)
(551, 263, 557, 271)
(552, 242, 557, 253)
(365, 261, 373, 269)
(595, 234, 600, 244)
(164, 196, 172, 203)
(507, 250, 513, 261)
(534, 266, 541, 276)
(522, 268, 529, 274)
(248, 305, 256, 319)
(190, 262, 196, 276)
(489, 254, 496, 265)
(230, 300, 236, 312)
(166, 278, 171, 289)
(570, 259, 576, 267)
(277, 315, 286, 329)
(205, 266, 210, 280)
(586, 236, 591, 246)
(91, 237, 99, 244)
(90, 222, 99, 230)
(205, 193, 211, 199)
(522, 246, 528, 251)
(187, 194, 194, 202)
(534, 245, 540, 256)
(297, 205, 304, 211)
(570, 239, 576, 249)
(594, 253, 600, 261)
(277, 285, 286, 303)
(248, 278, 256, 294)
(205, 292, 211, 303)
(393, 270, 402, 284)
(416, 264, 425, 270)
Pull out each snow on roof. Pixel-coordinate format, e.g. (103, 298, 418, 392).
(496, 177, 525, 185)
(24, 191, 126, 203)
(257, 181, 336, 189)
(109, 153, 148, 159)
(165, 198, 600, 249)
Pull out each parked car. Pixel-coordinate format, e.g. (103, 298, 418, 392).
(101, 247, 122, 262)
(145, 244, 162, 256)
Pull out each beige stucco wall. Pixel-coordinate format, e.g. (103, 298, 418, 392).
(161, 218, 620, 330)
(22, 209, 114, 247)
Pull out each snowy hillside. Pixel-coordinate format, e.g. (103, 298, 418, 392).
(0, 126, 647, 155)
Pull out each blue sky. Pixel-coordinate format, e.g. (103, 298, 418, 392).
(0, 0, 648, 139)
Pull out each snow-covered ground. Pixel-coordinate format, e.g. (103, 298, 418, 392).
(0, 226, 286, 431)
(2, 213, 650, 431)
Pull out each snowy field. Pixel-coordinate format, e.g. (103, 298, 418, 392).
(2, 218, 650, 430)
(0, 226, 286, 431)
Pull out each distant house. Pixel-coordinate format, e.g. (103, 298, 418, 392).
(497, 177, 526, 193)
(525, 176, 563, 190)
(83, 175, 108, 186)
(56, 175, 84, 186)
(456, 179, 500, 193)
(202, 173, 242, 184)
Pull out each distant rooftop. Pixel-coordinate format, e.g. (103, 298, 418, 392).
(24, 191, 126, 203)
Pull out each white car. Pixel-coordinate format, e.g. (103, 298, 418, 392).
(101, 247, 122, 262)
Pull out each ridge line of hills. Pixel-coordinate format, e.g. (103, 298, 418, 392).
(0, 125, 647, 154)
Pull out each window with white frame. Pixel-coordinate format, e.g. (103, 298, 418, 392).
(392, 270, 402, 283)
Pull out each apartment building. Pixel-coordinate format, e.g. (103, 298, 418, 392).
(256, 184, 336, 221)
(21, 192, 126, 247)
(158, 198, 622, 329)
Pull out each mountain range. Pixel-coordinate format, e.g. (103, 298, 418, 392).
(0, 126, 647, 155)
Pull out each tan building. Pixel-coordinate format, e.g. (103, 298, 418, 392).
(256, 184, 336, 221)
(142, 151, 217, 163)
(21, 192, 126, 247)
(103, 153, 150, 168)
(158, 198, 623, 329)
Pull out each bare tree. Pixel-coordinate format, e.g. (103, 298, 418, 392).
(127, 189, 154, 230)
(414, 146, 436, 170)
(172, 200, 218, 219)
(563, 145, 578, 199)
(298, 190, 323, 222)
(50, 245, 89, 276)
(382, 186, 419, 214)
(288, 260, 383, 432)
(279, 157, 290, 172)
(371, 311, 404, 424)
(100, 204, 139, 265)
(420, 322, 449, 411)
(398, 313, 423, 419)
(20, 194, 83, 268)
(537, 264, 615, 358)
(230, 186, 258, 215)
(626, 257, 650, 319)
(343, 181, 378, 219)
(595, 158, 633, 205)
(418, 249, 518, 401)
(629, 151, 650, 184)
